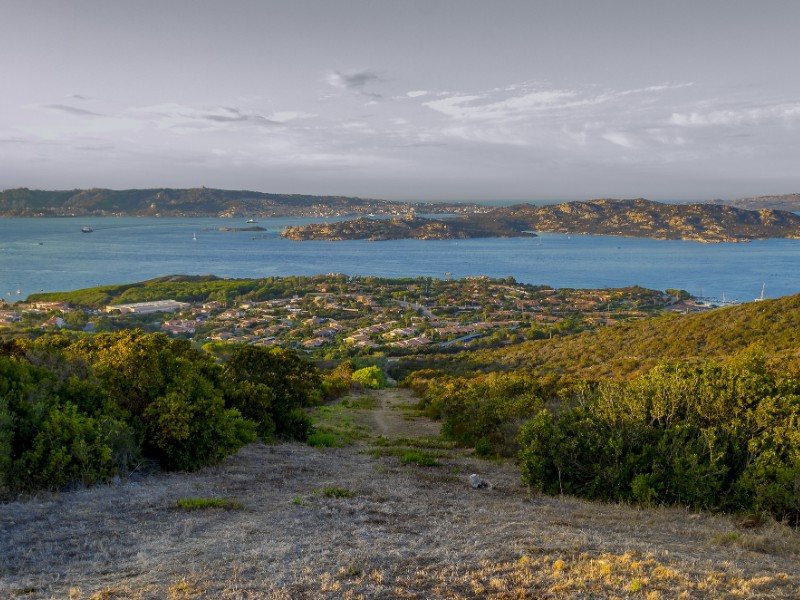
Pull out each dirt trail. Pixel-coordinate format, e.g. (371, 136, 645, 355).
(366, 387, 441, 439)
(1, 388, 799, 598)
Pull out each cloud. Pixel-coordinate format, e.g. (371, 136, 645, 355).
(269, 111, 317, 123)
(424, 88, 599, 121)
(135, 103, 281, 131)
(602, 132, 637, 148)
(406, 90, 428, 98)
(324, 69, 383, 100)
(423, 83, 694, 125)
(669, 103, 800, 128)
(326, 70, 382, 90)
(43, 104, 102, 117)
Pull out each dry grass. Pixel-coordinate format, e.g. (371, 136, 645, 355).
(2, 389, 799, 599)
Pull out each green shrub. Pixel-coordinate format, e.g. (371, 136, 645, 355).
(224, 380, 276, 439)
(16, 404, 121, 490)
(425, 371, 545, 456)
(141, 380, 255, 472)
(518, 353, 800, 523)
(351, 366, 386, 390)
(175, 497, 242, 510)
(400, 450, 440, 467)
(275, 408, 313, 441)
(224, 346, 322, 440)
(307, 431, 341, 447)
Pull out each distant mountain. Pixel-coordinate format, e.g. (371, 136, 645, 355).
(0, 187, 482, 218)
(283, 198, 800, 243)
(710, 193, 800, 212)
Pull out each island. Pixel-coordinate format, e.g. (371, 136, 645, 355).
(282, 214, 537, 241)
(281, 198, 800, 243)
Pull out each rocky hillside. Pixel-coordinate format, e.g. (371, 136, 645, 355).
(283, 198, 800, 243)
(282, 214, 535, 241)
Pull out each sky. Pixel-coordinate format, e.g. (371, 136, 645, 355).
(2, 0, 800, 201)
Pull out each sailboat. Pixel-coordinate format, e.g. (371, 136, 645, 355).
(754, 283, 765, 302)
(193, 232, 197, 241)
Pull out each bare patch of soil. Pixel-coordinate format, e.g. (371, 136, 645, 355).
(366, 388, 441, 440)
(2, 389, 799, 599)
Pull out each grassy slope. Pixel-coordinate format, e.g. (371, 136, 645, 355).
(401, 294, 800, 381)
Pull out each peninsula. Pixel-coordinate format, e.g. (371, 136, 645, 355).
(0, 187, 484, 218)
(281, 198, 800, 243)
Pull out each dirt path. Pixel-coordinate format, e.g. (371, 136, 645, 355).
(366, 387, 441, 439)
(2, 388, 799, 598)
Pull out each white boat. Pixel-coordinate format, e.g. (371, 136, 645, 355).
(193, 232, 197, 241)
(81, 225, 93, 233)
(246, 218, 258, 224)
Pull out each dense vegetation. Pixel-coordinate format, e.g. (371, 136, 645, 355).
(0, 331, 323, 497)
(519, 352, 800, 523)
(392, 293, 800, 381)
(26, 274, 336, 309)
(407, 350, 800, 523)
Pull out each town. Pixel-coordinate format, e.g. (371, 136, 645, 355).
(1, 275, 703, 360)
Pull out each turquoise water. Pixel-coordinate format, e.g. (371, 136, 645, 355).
(1, 217, 798, 301)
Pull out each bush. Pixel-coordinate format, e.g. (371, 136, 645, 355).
(224, 346, 322, 440)
(424, 372, 545, 456)
(15, 404, 124, 491)
(142, 387, 255, 472)
(351, 365, 386, 389)
(518, 353, 800, 523)
(278, 408, 313, 441)
(224, 380, 276, 439)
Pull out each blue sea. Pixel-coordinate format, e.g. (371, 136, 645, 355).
(1, 217, 798, 302)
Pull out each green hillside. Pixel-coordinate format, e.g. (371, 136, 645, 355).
(396, 294, 800, 381)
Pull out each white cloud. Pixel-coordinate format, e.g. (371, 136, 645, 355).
(133, 103, 280, 132)
(423, 90, 580, 121)
(269, 111, 317, 123)
(602, 132, 637, 149)
(670, 103, 800, 127)
(406, 90, 428, 98)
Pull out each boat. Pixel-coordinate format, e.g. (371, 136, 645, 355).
(193, 232, 197, 241)
(246, 218, 258, 224)
(81, 226, 93, 233)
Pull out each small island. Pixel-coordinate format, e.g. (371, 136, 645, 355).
(281, 215, 536, 241)
(281, 198, 800, 243)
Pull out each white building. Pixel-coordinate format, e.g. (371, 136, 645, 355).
(106, 300, 189, 314)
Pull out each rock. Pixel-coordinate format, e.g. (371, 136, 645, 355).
(469, 474, 491, 489)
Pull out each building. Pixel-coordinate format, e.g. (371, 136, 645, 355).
(106, 300, 189, 314)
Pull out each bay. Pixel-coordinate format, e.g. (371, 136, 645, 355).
(1, 217, 798, 302)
